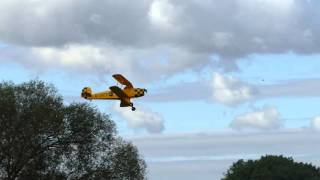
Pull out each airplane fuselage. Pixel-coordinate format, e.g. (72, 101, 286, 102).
(81, 87, 145, 100)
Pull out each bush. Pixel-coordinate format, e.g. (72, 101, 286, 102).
(222, 155, 320, 180)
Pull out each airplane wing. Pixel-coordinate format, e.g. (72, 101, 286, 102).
(109, 86, 131, 107)
(112, 74, 133, 88)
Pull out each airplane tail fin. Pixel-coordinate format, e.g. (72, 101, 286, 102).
(81, 87, 92, 99)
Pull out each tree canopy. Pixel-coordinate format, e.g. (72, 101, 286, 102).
(0, 80, 146, 180)
(222, 155, 320, 180)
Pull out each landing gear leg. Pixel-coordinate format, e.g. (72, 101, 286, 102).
(130, 103, 136, 111)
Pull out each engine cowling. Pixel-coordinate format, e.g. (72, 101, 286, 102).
(134, 88, 147, 97)
(81, 87, 92, 99)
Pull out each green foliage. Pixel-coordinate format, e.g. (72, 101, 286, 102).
(222, 155, 320, 180)
(0, 80, 146, 180)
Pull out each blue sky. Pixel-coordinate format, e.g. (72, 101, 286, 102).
(1, 0, 320, 179)
(1, 52, 319, 134)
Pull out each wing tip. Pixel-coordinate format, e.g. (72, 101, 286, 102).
(112, 74, 122, 77)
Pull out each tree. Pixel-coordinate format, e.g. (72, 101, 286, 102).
(222, 155, 320, 180)
(0, 80, 146, 180)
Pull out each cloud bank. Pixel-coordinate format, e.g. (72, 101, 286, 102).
(145, 76, 320, 106)
(0, 0, 320, 80)
(130, 130, 320, 180)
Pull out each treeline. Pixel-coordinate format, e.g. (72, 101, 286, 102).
(0, 80, 146, 180)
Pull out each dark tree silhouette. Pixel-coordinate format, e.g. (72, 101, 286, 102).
(222, 155, 320, 180)
(0, 80, 146, 180)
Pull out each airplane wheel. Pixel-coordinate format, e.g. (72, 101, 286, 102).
(131, 107, 136, 111)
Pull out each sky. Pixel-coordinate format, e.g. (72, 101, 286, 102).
(0, 0, 320, 179)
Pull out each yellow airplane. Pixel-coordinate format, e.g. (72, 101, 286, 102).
(81, 74, 147, 111)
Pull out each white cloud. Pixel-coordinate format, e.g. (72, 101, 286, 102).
(112, 103, 165, 134)
(30, 44, 134, 73)
(230, 106, 282, 131)
(211, 73, 254, 106)
(311, 116, 320, 131)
